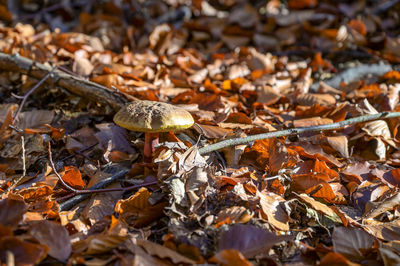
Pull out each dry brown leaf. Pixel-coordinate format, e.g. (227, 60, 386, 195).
(217, 224, 293, 258)
(73, 57, 94, 76)
(257, 85, 281, 105)
(135, 239, 196, 265)
(258, 190, 290, 231)
(115, 188, 167, 228)
(319, 252, 361, 266)
(296, 193, 340, 221)
(0, 236, 48, 265)
(363, 219, 400, 241)
(194, 124, 232, 139)
(216, 206, 253, 226)
(0, 197, 28, 228)
(296, 93, 336, 106)
(29, 220, 71, 261)
(82, 184, 123, 225)
(293, 117, 333, 127)
(325, 135, 349, 158)
(209, 249, 252, 266)
(73, 234, 128, 255)
(332, 227, 375, 261)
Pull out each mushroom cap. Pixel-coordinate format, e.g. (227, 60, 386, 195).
(114, 101, 194, 132)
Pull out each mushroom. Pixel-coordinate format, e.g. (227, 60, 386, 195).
(113, 100, 194, 163)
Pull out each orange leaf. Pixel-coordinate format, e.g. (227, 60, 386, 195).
(348, 19, 367, 36)
(115, 187, 167, 228)
(381, 70, 400, 82)
(209, 249, 252, 266)
(320, 252, 360, 266)
(62, 166, 85, 189)
(291, 174, 336, 202)
(240, 139, 270, 171)
(293, 160, 339, 181)
(288, 0, 317, 9)
(289, 142, 343, 167)
(45, 124, 65, 141)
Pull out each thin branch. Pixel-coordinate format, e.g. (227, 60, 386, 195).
(48, 142, 156, 194)
(48, 143, 157, 211)
(21, 136, 26, 177)
(13, 67, 57, 122)
(48, 142, 79, 193)
(198, 111, 400, 155)
(60, 142, 98, 162)
(58, 171, 156, 211)
(310, 63, 392, 92)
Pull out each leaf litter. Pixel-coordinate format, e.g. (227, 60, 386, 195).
(1, 0, 400, 265)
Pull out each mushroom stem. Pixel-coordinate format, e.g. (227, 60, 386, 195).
(144, 132, 159, 163)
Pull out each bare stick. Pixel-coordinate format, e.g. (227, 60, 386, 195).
(48, 142, 156, 195)
(0, 53, 128, 110)
(13, 67, 56, 122)
(48, 143, 157, 211)
(198, 111, 400, 155)
(58, 171, 156, 211)
(60, 142, 98, 162)
(21, 136, 26, 177)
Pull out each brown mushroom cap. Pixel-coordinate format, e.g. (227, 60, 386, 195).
(114, 101, 194, 132)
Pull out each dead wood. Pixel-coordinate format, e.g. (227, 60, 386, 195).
(0, 52, 128, 110)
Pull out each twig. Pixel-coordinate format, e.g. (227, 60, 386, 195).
(60, 142, 98, 162)
(308, 184, 323, 197)
(48, 143, 157, 211)
(48, 142, 156, 194)
(58, 171, 157, 211)
(6, 251, 14, 266)
(198, 111, 400, 155)
(0, 53, 127, 110)
(13, 67, 57, 122)
(21, 136, 26, 177)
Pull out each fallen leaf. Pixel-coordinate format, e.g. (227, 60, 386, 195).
(62, 166, 85, 189)
(296, 193, 341, 222)
(115, 188, 167, 228)
(258, 190, 290, 231)
(29, 220, 72, 261)
(363, 219, 400, 241)
(0, 237, 48, 265)
(209, 249, 252, 266)
(135, 239, 196, 264)
(216, 206, 253, 227)
(218, 224, 293, 258)
(0, 197, 28, 228)
(332, 227, 375, 261)
(319, 252, 361, 266)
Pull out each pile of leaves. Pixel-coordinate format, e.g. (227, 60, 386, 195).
(1, 0, 400, 265)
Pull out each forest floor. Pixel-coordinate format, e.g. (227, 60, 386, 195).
(1, 0, 400, 265)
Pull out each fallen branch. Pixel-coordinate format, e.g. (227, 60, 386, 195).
(58, 169, 128, 211)
(0, 52, 127, 110)
(48, 143, 157, 211)
(310, 63, 392, 92)
(13, 67, 57, 121)
(198, 111, 400, 155)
